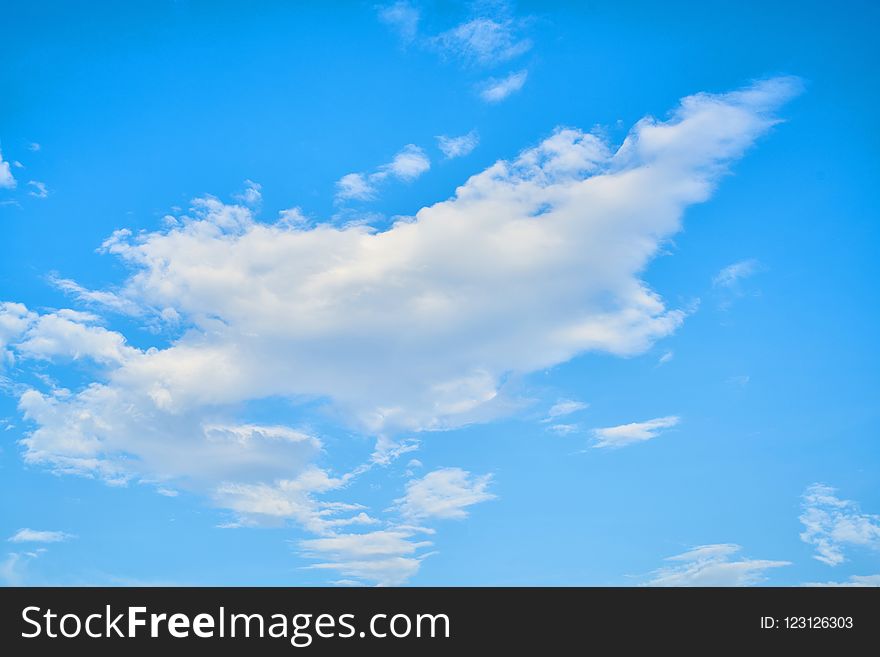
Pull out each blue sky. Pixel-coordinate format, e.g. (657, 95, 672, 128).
(1, 1, 879, 587)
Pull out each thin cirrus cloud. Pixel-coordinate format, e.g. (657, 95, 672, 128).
(378, 1, 420, 44)
(379, 2, 533, 100)
(300, 527, 433, 587)
(480, 70, 527, 103)
(28, 180, 48, 199)
(799, 483, 880, 566)
(713, 258, 762, 309)
(645, 544, 790, 586)
(335, 144, 430, 202)
(544, 398, 589, 437)
(544, 399, 589, 422)
(592, 416, 680, 449)
(713, 258, 760, 288)
(297, 466, 494, 585)
(0, 77, 800, 584)
(431, 15, 532, 67)
(50, 276, 143, 316)
(0, 551, 48, 586)
(380, 2, 531, 67)
(804, 574, 880, 587)
(2, 528, 59, 585)
(658, 350, 674, 365)
(8, 528, 73, 543)
(437, 131, 479, 159)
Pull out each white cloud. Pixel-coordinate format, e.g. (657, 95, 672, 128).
(382, 2, 530, 68)
(800, 483, 880, 566)
(480, 70, 527, 102)
(336, 144, 430, 202)
(544, 399, 589, 421)
(714, 259, 762, 309)
(804, 574, 880, 587)
(378, 1, 420, 43)
(277, 207, 309, 227)
(28, 142, 41, 152)
(302, 529, 430, 559)
(0, 302, 34, 364)
(301, 527, 433, 586)
(335, 172, 375, 201)
(18, 378, 329, 490)
(28, 180, 48, 199)
(396, 467, 495, 520)
(15, 309, 137, 365)
(592, 416, 679, 449)
(380, 144, 431, 180)
(0, 147, 16, 189)
(376, 1, 535, 110)
(9, 528, 73, 543)
(0, 553, 29, 585)
(212, 465, 372, 533)
(234, 179, 261, 205)
(658, 350, 674, 365)
(713, 258, 759, 288)
(0, 78, 800, 583)
(433, 16, 531, 66)
(542, 399, 587, 435)
(646, 544, 790, 586)
(50, 276, 143, 316)
(437, 131, 479, 159)
(404, 457, 423, 476)
(285, 466, 493, 584)
(331, 578, 367, 587)
(0, 545, 53, 585)
(370, 436, 420, 466)
(5, 77, 799, 466)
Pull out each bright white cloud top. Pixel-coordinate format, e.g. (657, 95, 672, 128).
(0, 77, 801, 584)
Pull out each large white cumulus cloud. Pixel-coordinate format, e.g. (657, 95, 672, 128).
(0, 78, 799, 583)
(45, 78, 799, 421)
